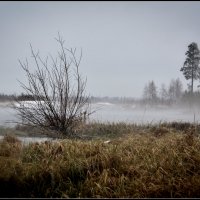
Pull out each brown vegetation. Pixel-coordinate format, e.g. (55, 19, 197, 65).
(0, 122, 200, 197)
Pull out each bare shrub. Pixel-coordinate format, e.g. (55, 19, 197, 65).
(12, 34, 92, 138)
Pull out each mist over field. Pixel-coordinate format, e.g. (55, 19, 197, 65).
(0, 99, 200, 128)
(90, 102, 200, 124)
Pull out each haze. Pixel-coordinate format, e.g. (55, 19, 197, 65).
(1, 1, 200, 97)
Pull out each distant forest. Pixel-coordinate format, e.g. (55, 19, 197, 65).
(1, 79, 200, 107)
(0, 93, 41, 102)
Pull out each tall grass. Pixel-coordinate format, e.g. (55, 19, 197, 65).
(0, 122, 200, 197)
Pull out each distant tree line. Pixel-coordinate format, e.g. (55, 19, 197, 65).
(0, 93, 43, 102)
(0, 93, 137, 105)
(142, 79, 200, 107)
(142, 78, 183, 106)
(0, 93, 15, 102)
(141, 42, 200, 107)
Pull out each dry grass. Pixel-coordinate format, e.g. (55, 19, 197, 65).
(0, 122, 200, 197)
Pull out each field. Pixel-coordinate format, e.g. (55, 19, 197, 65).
(0, 122, 200, 197)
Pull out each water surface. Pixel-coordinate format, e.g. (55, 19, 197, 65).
(0, 102, 200, 127)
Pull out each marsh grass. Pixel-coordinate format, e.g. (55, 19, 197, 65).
(0, 122, 200, 197)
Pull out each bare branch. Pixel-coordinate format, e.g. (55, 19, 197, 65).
(13, 34, 92, 138)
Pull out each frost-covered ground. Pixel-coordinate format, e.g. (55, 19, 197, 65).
(0, 101, 200, 127)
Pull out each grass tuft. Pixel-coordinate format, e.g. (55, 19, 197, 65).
(0, 122, 200, 197)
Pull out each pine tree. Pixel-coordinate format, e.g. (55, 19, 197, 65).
(180, 42, 200, 94)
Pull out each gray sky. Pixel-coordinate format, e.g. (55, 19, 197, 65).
(1, 1, 200, 98)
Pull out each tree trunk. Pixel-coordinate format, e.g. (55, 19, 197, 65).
(191, 64, 194, 94)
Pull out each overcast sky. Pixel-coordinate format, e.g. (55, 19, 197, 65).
(1, 1, 200, 98)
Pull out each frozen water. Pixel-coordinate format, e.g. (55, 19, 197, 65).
(89, 102, 200, 124)
(0, 101, 200, 127)
(0, 135, 52, 145)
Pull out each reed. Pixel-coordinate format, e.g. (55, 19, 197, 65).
(0, 122, 200, 197)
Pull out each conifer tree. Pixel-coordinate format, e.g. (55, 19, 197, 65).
(180, 42, 200, 94)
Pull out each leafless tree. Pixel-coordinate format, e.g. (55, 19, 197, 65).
(143, 80, 158, 105)
(12, 34, 92, 138)
(159, 83, 169, 104)
(168, 78, 183, 104)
